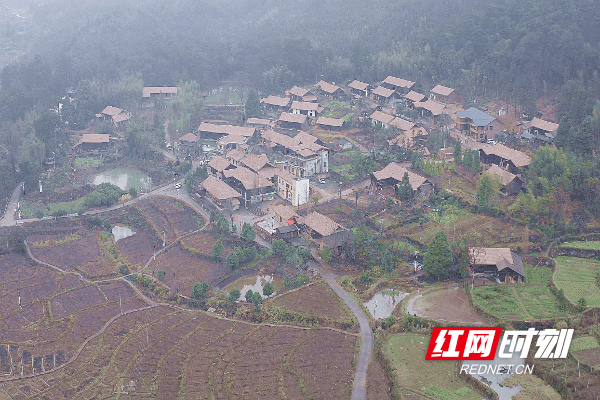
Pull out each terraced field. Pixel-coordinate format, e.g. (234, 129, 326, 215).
(554, 256, 600, 307)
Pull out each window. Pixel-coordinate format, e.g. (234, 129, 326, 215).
(488, 125, 493, 131)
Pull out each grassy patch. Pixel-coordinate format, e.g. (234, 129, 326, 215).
(561, 241, 600, 250)
(384, 333, 486, 399)
(32, 233, 81, 248)
(499, 374, 560, 400)
(570, 336, 600, 352)
(524, 265, 554, 284)
(74, 157, 103, 168)
(554, 256, 600, 307)
(332, 164, 351, 172)
(472, 286, 526, 319)
(392, 240, 419, 254)
(514, 284, 568, 319)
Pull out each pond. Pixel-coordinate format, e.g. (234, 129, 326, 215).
(90, 167, 152, 191)
(364, 290, 408, 319)
(239, 276, 276, 300)
(463, 348, 524, 400)
(112, 225, 135, 242)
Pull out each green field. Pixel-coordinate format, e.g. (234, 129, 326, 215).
(570, 336, 600, 352)
(561, 241, 600, 250)
(514, 284, 568, 319)
(524, 265, 554, 284)
(384, 333, 486, 399)
(472, 286, 527, 319)
(554, 256, 600, 307)
(74, 157, 103, 167)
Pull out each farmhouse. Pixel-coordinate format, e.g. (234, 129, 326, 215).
(469, 247, 525, 283)
(73, 133, 111, 153)
(299, 211, 352, 251)
(429, 84, 460, 103)
(371, 86, 397, 102)
(456, 107, 504, 142)
(369, 110, 395, 128)
(275, 167, 310, 206)
(261, 95, 291, 111)
(388, 126, 428, 149)
(485, 165, 524, 195)
(196, 122, 256, 141)
(348, 80, 371, 97)
(381, 76, 415, 92)
(178, 132, 200, 157)
(316, 116, 344, 131)
(316, 80, 345, 99)
(261, 130, 329, 177)
(199, 175, 242, 210)
(479, 144, 531, 175)
(413, 99, 447, 122)
(290, 101, 322, 118)
(246, 118, 273, 129)
(403, 90, 426, 107)
(278, 112, 309, 131)
(371, 162, 432, 197)
(520, 117, 559, 144)
(96, 106, 131, 127)
(217, 134, 247, 154)
(207, 155, 234, 178)
(142, 86, 178, 100)
(287, 86, 310, 102)
(271, 204, 299, 225)
(223, 166, 276, 207)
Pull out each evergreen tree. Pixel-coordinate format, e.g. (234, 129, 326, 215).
(228, 288, 241, 303)
(423, 231, 453, 278)
(453, 141, 462, 164)
(212, 239, 224, 259)
(241, 222, 256, 242)
(192, 281, 210, 299)
(471, 149, 482, 172)
(245, 90, 261, 118)
(397, 172, 413, 201)
(262, 282, 274, 297)
(462, 148, 473, 169)
(476, 172, 500, 210)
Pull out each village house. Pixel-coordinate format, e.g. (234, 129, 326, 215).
(469, 247, 525, 283)
(413, 99, 448, 123)
(371, 162, 433, 197)
(277, 112, 309, 131)
(429, 84, 460, 103)
(388, 126, 428, 149)
(275, 167, 310, 206)
(142, 86, 178, 100)
(520, 117, 559, 145)
(485, 164, 524, 196)
(178, 132, 200, 157)
(287, 86, 312, 102)
(217, 134, 248, 154)
(261, 95, 291, 112)
(316, 116, 344, 131)
(199, 175, 241, 210)
(290, 101, 322, 118)
(381, 76, 415, 93)
(348, 80, 372, 97)
(456, 107, 504, 142)
(403, 90, 426, 108)
(316, 80, 345, 99)
(96, 106, 131, 128)
(261, 130, 329, 177)
(73, 133, 111, 153)
(223, 166, 276, 207)
(207, 155, 234, 179)
(369, 110, 395, 129)
(371, 86, 397, 103)
(254, 205, 301, 243)
(299, 211, 352, 252)
(390, 116, 415, 131)
(272, 204, 299, 226)
(479, 143, 531, 175)
(246, 118, 273, 129)
(195, 122, 256, 141)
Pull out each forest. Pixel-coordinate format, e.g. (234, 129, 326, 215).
(0, 0, 599, 208)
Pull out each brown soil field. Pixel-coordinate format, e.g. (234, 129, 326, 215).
(117, 230, 154, 265)
(409, 284, 487, 324)
(150, 246, 230, 295)
(367, 356, 393, 400)
(30, 232, 102, 272)
(0, 306, 357, 399)
(572, 348, 600, 368)
(180, 231, 218, 256)
(152, 196, 201, 235)
(266, 280, 353, 319)
(51, 285, 106, 319)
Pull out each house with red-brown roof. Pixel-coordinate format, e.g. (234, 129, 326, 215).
(278, 112, 309, 131)
(199, 175, 242, 210)
(348, 80, 372, 97)
(207, 155, 234, 179)
(316, 80, 345, 99)
(316, 116, 344, 131)
(178, 132, 200, 157)
(261, 130, 329, 177)
(96, 106, 131, 127)
(290, 101, 322, 118)
(469, 247, 525, 283)
(485, 165, 523, 195)
(73, 133, 111, 152)
(143, 86, 178, 100)
(381, 76, 415, 93)
(479, 144, 531, 174)
(371, 163, 433, 197)
(195, 122, 256, 141)
(299, 211, 352, 251)
(429, 85, 460, 103)
(261, 95, 291, 111)
(403, 91, 426, 108)
(371, 86, 397, 103)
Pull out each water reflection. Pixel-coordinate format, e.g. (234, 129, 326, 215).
(463, 347, 524, 400)
(90, 168, 152, 191)
(364, 290, 408, 319)
(239, 276, 275, 300)
(112, 225, 135, 242)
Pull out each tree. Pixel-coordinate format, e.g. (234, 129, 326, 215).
(476, 172, 500, 211)
(192, 281, 210, 299)
(241, 222, 256, 242)
(321, 245, 332, 263)
(226, 251, 241, 269)
(271, 239, 287, 255)
(471, 150, 481, 172)
(212, 239, 224, 259)
(245, 289, 254, 303)
(423, 231, 453, 278)
(397, 172, 413, 201)
(157, 270, 165, 280)
(453, 141, 462, 164)
(297, 247, 313, 264)
(251, 291, 263, 305)
(262, 282, 274, 297)
(228, 288, 241, 303)
(244, 90, 261, 118)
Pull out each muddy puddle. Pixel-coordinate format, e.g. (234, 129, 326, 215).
(364, 290, 408, 319)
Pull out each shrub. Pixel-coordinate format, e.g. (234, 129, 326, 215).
(157, 270, 165, 280)
(263, 282, 274, 297)
(228, 288, 241, 303)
